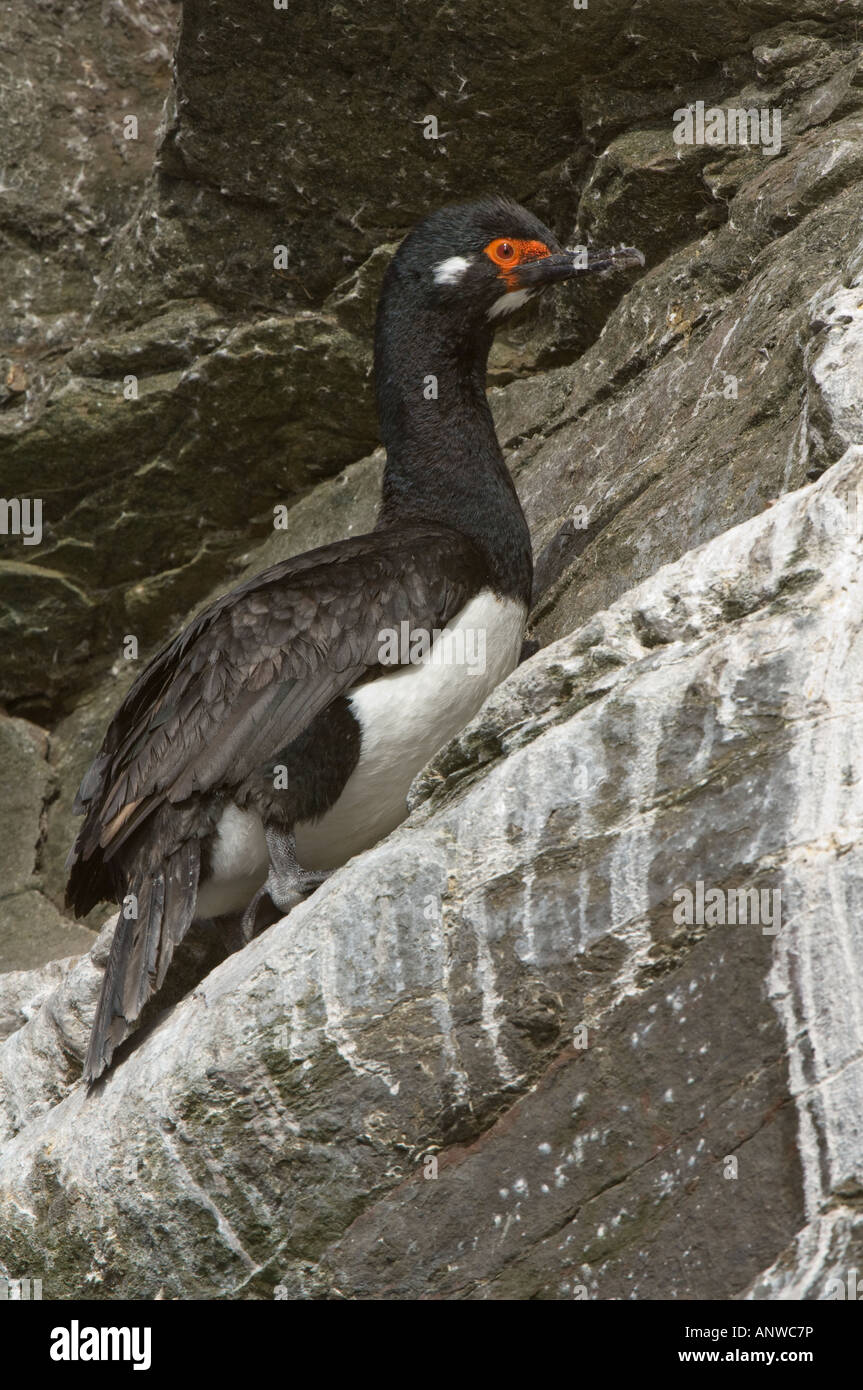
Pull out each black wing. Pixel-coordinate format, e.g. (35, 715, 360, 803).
(68, 524, 487, 1082)
(68, 523, 486, 900)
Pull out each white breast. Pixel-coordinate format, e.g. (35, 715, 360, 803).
(194, 589, 526, 913)
(295, 589, 526, 869)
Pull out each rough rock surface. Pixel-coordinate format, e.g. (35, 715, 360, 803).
(0, 716, 103, 970)
(6, 0, 862, 719)
(3, 449, 863, 1298)
(2, 0, 863, 1298)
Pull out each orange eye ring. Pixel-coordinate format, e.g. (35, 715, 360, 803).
(483, 238, 552, 272)
(485, 238, 519, 267)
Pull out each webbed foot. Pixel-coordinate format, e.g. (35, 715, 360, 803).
(240, 826, 331, 941)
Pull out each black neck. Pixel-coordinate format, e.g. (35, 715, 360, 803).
(373, 296, 532, 604)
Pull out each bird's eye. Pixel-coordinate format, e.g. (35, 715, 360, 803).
(485, 239, 518, 267)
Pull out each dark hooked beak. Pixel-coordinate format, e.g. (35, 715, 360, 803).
(515, 243, 645, 288)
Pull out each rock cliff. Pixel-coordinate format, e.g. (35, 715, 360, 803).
(1, 0, 862, 1298)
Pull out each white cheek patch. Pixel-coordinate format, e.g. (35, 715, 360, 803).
(433, 254, 471, 285)
(487, 287, 534, 320)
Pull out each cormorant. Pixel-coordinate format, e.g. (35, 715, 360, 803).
(66, 196, 642, 1082)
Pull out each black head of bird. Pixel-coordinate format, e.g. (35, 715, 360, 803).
(376, 194, 643, 330)
(374, 194, 643, 534)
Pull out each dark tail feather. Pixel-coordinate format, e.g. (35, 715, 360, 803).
(83, 839, 200, 1084)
